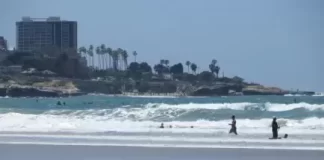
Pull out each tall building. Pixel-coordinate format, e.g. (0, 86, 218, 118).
(16, 17, 77, 52)
(0, 36, 8, 50)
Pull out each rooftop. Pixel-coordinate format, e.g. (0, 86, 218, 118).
(20, 17, 72, 22)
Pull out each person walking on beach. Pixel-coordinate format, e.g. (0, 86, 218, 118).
(271, 117, 280, 139)
(229, 115, 238, 135)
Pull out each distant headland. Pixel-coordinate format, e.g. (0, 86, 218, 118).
(0, 45, 315, 97)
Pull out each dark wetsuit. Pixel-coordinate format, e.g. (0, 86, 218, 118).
(229, 120, 237, 135)
(272, 121, 279, 138)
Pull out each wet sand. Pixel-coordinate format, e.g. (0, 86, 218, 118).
(0, 143, 323, 160)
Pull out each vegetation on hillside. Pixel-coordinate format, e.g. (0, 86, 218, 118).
(0, 45, 245, 86)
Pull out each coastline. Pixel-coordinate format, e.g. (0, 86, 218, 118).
(0, 74, 294, 98)
(0, 74, 318, 98)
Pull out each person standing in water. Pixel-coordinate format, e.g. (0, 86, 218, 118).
(229, 115, 238, 135)
(272, 117, 280, 139)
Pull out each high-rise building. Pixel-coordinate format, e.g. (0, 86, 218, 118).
(0, 36, 8, 50)
(16, 17, 77, 52)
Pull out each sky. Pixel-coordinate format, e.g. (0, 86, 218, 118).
(1, 0, 323, 91)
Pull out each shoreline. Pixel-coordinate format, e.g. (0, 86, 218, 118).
(1, 143, 323, 160)
(1, 141, 323, 151)
(1, 131, 324, 151)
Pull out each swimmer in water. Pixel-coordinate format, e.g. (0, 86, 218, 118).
(159, 123, 164, 128)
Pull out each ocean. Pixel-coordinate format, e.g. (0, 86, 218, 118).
(0, 95, 324, 150)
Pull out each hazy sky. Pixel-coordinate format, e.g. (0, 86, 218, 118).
(1, 0, 323, 91)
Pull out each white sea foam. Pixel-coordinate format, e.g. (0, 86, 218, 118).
(284, 94, 307, 97)
(264, 102, 324, 111)
(146, 102, 324, 112)
(1, 112, 324, 134)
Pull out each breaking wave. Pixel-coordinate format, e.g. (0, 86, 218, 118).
(0, 102, 323, 133)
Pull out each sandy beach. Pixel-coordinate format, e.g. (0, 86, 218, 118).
(1, 143, 323, 160)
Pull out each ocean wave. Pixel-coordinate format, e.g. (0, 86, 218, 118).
(1, 102, 323, 122)
(28, 102, 324, 121)
(147, 102, 324, 112)
(1, 112, 324, 133)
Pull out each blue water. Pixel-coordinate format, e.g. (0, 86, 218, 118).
(0, 95, 324, 150)
(1, 95, 324, 119)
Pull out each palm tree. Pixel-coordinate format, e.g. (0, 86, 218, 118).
(132, 51, 138, 62)
(190, 63, 197, 74)
(78, 46, 88, 66)
(100, 44, 106, 70)
(185, 61, 191, 73)
(121, 50, 128, 70)
(107, 47, 112, 69)
(164, 60, 169, 67)
(215, 66, 220, 78)
(160, 59, 165, 65)
(209, 59, 220, 78)
(209, 63, 214, 73)
(116, 48, 124, 70)
(95, 46, 101, 70)
(78, 47, 86, 57)
(88, 45, 94, 68)
(112, 49, 119, 71)
(212, 59, 217, 65)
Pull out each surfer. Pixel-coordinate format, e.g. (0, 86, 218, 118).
(271, 117, 280, 139)
(229, 115, 238, 135)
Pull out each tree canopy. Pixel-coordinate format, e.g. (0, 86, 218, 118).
(170, 63, 183, 74)
(0, 44, 243, 85)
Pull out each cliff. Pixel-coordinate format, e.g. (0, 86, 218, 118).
(0, 75, 290, 97)
(242, 85, 288, 96)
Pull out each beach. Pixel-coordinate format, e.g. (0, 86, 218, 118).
(1, 143, 323, 160)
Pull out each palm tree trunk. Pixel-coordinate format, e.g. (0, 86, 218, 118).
(119, 57, 122, 70)
(113, 58, 118, 71)
(98, 55, 101, 70)
(92, 56, 95, 69)
(124, 59, 128, 70)
(86, 55, 89, 67)
(104, 54, 108, 70)
(102, 55, 105, 70)
(109, 56, 111, 69)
